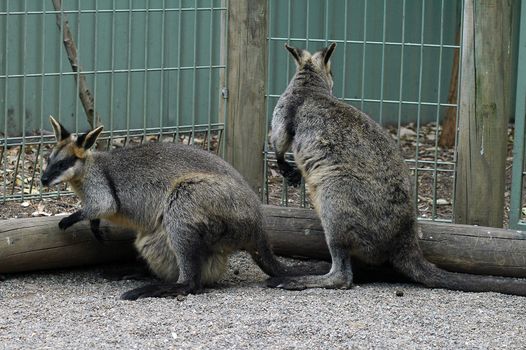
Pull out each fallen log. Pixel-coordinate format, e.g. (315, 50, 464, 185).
(1, 206, 526, 278)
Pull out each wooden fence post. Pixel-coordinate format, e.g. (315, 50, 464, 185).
(454, 0, 513, 227)
(225, 0, 268, 194)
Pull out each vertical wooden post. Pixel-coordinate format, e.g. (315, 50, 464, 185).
(454, 0, 513, 227)
(225, 0, 268, 194)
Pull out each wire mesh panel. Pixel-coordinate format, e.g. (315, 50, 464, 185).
(0, 0, 227, 202)
(510, 0, 526, 230)
(264, 0, 462, 222)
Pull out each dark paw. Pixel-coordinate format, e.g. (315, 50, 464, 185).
(121, 283, 198, 300)
(90, 219, 105, 243)
(284, 169, 302, 187)
(58, 217, 72, 230)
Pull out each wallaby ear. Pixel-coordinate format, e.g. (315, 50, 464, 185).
(49, 115, 71, 141)
(76, 125, 104, 150)
(322, 42, 336, 65)
(285, 44, 304, 66)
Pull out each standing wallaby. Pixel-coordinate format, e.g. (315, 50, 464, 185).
(41, 116, 325, 300)
(268, 43, 526, 296)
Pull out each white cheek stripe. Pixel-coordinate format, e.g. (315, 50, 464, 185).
(49, 166, 77, 186)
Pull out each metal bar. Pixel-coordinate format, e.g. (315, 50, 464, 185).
(266, 37, 460, 49)
(430, 0, 446, 220)
(510, 0, 526, 229)
(266, 94, 458, 107)
(93, 0, 99, 131)
(360, 0, 367, 110)
(1, 0, 9, 202)
(220, 0, 228, 158)
(191, 5, 198, 144)
(413, 0, 426, 212)
(341, 0, 348, 100)
(206, 2, 213, 151)
(175, 1, 183, 142)
(75, 0, 80, 134)
(124, 0, 132, 146)
(20, 0, 28, 200)
(108, 0, 116, 148)
(0, 7, 228, 15)
(451, 0, 464, 221)
(263, 0, 273, 204)
(158, 0, 166, 142)
(0, 65, 227, 78)
(142, 0, 150, 141)
(378, 0, 386, 125)
(396, 0, 407, 145)
(37, 0, 46, 199)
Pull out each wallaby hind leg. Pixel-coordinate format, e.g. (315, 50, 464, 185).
(267, 241, 353, 290)
(121, 223, 207, 300)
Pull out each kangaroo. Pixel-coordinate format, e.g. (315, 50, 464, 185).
(41, 116, 325, 300)
(268, 43, 526, 296)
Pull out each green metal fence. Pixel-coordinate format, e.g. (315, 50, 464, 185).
(510, 0, 526, 230)
(0, 0, 227, 201)
(264, 0, 462, 222)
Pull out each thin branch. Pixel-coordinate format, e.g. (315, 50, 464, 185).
(51, 0, 101, 130)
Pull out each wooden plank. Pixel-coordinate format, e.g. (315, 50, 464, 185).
(454, 0, 513, 227)
(0, 217, 136, 274)
(224, 0, 268, 193)
(2, 206, 526, 278)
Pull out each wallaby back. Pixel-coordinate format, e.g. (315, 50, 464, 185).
(268, 44, 526, 297)
(42, 117, 327, 300)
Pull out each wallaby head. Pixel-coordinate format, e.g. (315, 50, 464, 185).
(285, 42, 336, 92)
(41, 116, 104, 187)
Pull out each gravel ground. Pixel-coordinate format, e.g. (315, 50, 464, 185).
(1, 252, 525, 350)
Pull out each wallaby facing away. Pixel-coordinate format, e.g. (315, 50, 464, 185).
(41, 116, 323, 300)
(268, 43, 526, 296)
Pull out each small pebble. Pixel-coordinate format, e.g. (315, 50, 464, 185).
(396, 290, 404, 297)
(233, 269, 240, 275)
(176, 295, 186, 302)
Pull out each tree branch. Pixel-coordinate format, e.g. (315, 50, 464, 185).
(51, 0, 101, 130)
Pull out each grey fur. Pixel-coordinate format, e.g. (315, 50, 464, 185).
(42, 117, 325, 300)
(268, 43, 526, 296)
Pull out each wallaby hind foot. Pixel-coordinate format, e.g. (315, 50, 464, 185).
(266, 272, 353, 290)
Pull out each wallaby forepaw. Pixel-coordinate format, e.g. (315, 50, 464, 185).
(58, 217, 72, 230)
(90, 219, 105, 243)
(283, 169, 302, 187)
(279, 162, 302, 187)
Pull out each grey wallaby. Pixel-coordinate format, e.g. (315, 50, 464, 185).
(41, 116, 325, 300)
(268, 42, 526, 296)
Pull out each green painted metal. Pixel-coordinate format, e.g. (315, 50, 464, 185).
(266, 0, 461, 127)
(510, 0, 526, 230)
(0, 0, 226, 135)
(264, 0, 462, 221)
(0, 0, 227, 201)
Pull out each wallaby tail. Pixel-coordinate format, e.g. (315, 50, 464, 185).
(250, 232, 329, 277)
(391, 240, 526, 297)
